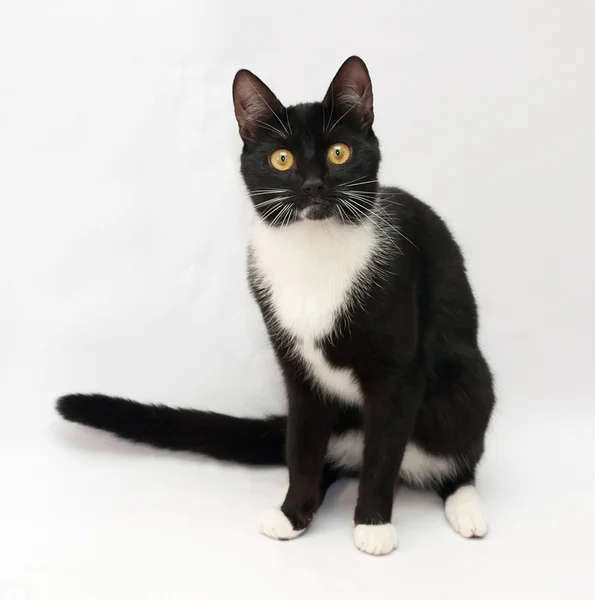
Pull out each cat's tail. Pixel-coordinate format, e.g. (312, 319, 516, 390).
(56, 394, 286, 466)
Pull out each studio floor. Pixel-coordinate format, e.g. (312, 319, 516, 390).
(2, 383, 593, 599)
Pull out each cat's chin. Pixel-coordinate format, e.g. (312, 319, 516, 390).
(301, 214, 332, 223)
(299, 204, 335, 222)
(299, 204, 327, 221)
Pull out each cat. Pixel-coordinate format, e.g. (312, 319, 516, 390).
(57, 56, 495, 556)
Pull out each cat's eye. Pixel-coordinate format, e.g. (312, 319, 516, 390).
(327, 143, 351, 165)
(270, 149, 294, 171)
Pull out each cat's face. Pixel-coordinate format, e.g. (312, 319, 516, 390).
(233, 56, 381, 227)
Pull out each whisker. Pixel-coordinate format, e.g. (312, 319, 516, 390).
(338, 175, 369, 186)
(339, 195, 368, 221)
(249, 189, 289, 197)
(281, 206, 295, 230)
(336, 202, 348, 226)
(376, 205, 418, 250)
(344, 190, 404, 208)
(342, 192, 375, 207)
(349, 189, 406, 197)
(339, 179, 379, 188)
(254, 195, 293, 208)
(344, 193, 417, 251)
(268, 207, 284, 228)
(348, 200, 403, 255)
(260, 203, 282, 222)
(270, 203, 293, 228)
(260, 197, 292, 221)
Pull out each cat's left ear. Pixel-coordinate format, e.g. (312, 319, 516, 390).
(323, 56, 374, 131)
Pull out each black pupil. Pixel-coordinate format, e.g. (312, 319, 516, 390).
(335, 148, 340, 155)
(280, 154, 285, 162)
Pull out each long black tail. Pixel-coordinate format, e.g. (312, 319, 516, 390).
(56, 394, 287, 466)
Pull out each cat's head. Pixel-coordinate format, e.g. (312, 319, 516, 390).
(233, 56, 381, 226)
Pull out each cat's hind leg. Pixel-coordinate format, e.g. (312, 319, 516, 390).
(437, 470, 488, 539)
(419, 351, 494, 539)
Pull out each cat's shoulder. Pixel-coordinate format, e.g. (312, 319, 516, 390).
(379, 186, 455, 234)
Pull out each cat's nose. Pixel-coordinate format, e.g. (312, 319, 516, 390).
(301, 178, 326, 198)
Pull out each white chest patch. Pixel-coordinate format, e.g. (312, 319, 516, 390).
(250, 218, 378, 402)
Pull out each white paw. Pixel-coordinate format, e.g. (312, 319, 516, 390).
(353, 523, 398, 556)
(259, 508, 305, 541)
(445, 485, 488, 538)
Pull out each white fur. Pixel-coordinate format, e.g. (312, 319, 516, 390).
(250, 218, 377, 402)
(299, 339, 363, 404)
(400, 443, 456, 487)
(354, 523, 398, 555)
(444, 485, 488, 538)
(327, 432, 456, 485)
(259, 508, 305, 541)
(326, 432, 366, 470)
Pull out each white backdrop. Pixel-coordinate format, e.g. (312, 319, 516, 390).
(1, 1, 594, 598)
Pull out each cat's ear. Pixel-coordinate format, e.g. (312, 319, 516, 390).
(232, 69, 285, 142)
(323, 56, 374, 131)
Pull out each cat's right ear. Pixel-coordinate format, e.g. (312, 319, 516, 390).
(232, 69, 285, 143)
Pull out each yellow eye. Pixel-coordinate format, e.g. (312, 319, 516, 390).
(270, 149, 294, 171)
(327, 143, 351, 165)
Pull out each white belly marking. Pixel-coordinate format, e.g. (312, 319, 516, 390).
(327, 432, 457, 485)
(300, 338, 363, 403)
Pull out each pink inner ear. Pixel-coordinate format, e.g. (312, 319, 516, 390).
(323, 56, 374, 129)
(241, 89, 272, 122)
(233, 70, 283, 129)
(336, 81, 365, 106)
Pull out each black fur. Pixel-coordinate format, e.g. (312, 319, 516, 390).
(56, 394, 287, 465)
(56, 394, 363, 467)
(56, 56, 495, 539)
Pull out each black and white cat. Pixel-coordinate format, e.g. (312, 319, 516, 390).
(57, 56, 495, 556)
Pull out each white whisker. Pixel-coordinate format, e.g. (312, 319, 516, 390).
(281, 206, 295, 230)
(270, 203, 293, 228)
(260, 204, 282, 222)
(344, 189, 404, 207)
(339, 195, 400, 254)
(249, 189, 289, 197)
(338, 175, 369, 187)
(254, 195, 293, 209)
(343, 193, 416, 251)
(339, 179, 379, 188)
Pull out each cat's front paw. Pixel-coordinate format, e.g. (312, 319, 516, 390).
(353, 523, 398, 556)
(259, 508, 305, 541)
